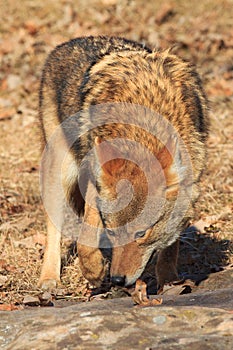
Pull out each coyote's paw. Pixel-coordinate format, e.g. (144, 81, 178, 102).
(38, 278, 58, 291)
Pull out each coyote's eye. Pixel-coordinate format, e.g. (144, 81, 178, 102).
(106, 228, 115, 237)
(135, 230, 146, 239)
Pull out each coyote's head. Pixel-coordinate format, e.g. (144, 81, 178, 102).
(81, 133, 191, 287)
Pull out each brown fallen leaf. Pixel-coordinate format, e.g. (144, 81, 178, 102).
(0, 304, 22, 311)
(131, 280, 162, 307)
(131, 279, 148, 304)
(0, 259, 16, 273)
(155, 4, 174, 25)
(89, 291, 113, 301)
(14, 233, 46, 249)
(192, 210, 232, 233)
(0, 108, 15, 121)
(24, 21, 40, 35)
(158, 279, 195, 296)
(87, 285, 129, 301)
(0, 259, 7, 269)
(33, 233, 46, 247)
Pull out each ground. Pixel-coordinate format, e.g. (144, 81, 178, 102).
(0, 0, 232, 307)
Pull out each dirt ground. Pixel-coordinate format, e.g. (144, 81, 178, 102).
(0, 0, 232, 307)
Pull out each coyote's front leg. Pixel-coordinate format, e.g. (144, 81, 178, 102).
(38, 216, 62, 290)
(77, 184, 109, 286)
(156, 239, 179, 291)
(38, 144, 67, 290)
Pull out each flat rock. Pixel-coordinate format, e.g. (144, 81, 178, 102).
(1, 269, 233, 349)
(1, 288, 233, 349)
(0, 303, 233, 350)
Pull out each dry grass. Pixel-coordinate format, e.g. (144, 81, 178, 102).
(0, 0, 232, 305)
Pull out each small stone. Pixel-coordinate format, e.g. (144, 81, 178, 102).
(39, 292, 54, 307)
(23, 295, 40, 307)
(40, 291, 51, 300)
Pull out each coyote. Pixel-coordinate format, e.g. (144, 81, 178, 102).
(38, 36, 208, 291)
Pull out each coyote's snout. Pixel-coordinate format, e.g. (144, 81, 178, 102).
(38, 36, 208, 291)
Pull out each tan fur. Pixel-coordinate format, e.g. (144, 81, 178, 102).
(38, 36, 208, 290)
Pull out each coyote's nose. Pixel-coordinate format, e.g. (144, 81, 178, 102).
(111, 275, 126, 286)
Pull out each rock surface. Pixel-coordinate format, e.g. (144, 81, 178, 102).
(1, 269, 233, 350)
(0, 298, 233, 350)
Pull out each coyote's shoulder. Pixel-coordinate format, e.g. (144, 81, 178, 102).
(39, 36, 149, 138)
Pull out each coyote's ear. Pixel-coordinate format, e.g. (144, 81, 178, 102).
(147, 49, 171, 61)
(95, 137, 127, 177)
(156, 137, 186, 199)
